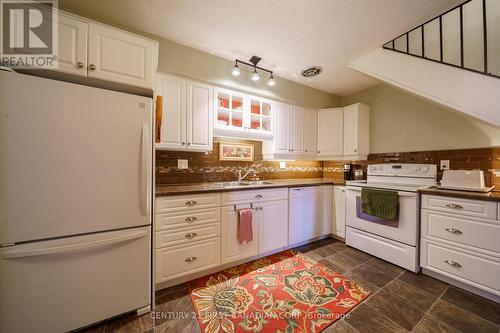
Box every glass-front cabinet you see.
[214,88,274,140]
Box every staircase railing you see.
[382,0,499,79]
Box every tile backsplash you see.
[156,139,500,187]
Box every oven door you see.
[345,186,418,246]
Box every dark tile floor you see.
[80,238,500,333]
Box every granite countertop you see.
[156,178,346,196]
[418,186,500,202]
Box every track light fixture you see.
[231,56,275,87]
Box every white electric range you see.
[345,163,437,272]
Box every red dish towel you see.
[237,208,253,244]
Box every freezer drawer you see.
[0,227,151,333]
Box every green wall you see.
[342,84,500,153]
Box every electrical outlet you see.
[280,161,286,169]
[440,160,450,170]
[177,159,188,169]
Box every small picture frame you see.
[219,142,254,161]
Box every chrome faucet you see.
[236,168,256,182]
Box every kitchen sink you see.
[215,180,275,188]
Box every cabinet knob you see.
[185,216,198,222]
[185,232,197,239]
[185,256,197,263]
[76,61,84,69]
[445,204,463,209]
[354,149,357,152]
[181,142,186,145]
[305,150,308,152]
[187,142,191,146]
[445,228,462,235]
[185,200,197,206]
[88,64,96,70]
[318,150,320,153]
[444,260,462,268]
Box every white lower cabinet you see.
[156,238,221,283]
[221,204,259,264]
[258,200,289,254]
[421,194,500,298]
[333,186,346,238]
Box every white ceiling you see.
[60,0,462,96]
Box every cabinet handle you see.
[305,149,308,152]
[181,142,186,145]
[185,232,197,239]
[187,142,191,146]
[88,64,96,70]
[185,256,197,263]
[318,150,320,153]
[185,216,198,222]
[444,260,462,268]
[255,194,263,198]
[185,200,197,206]
[76,61,84,69]
[445,228,462,235]
[446,204,463,209]
[354,149,357,152]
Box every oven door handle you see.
[346,186,416,197]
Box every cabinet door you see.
[317,109,343,157]
[156,73,186,149]
[321,185,333,235]
[88,23,155,88]
[274,104,290,153]
[221,205,258,264]
[57,14,88,76]
[258,200,288,254]
[333,186,346,238]
[304,109,317,156]
[186,81,213,152]
[290,107,305,153]
[343,105,358,156]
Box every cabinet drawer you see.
[221,188,288,206]
[421,240,500,295]
[155,207,220,231]
[422,195,497,220]
[155,193,221,213]
[155,238,220,283]
[421,210,500,254]
[156,222,220,248]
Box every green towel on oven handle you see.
[361,188,399,221]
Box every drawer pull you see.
[445,228,463,235]
[185,200,197,206]
[445,204,463,209]
[444,260,462,268]
[185,232,197,239]
[185,256,197,263]
[185,216,198,223]
[255,195,263,199]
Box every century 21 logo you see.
[2,1,54,54]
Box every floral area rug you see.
[188,250,370,333]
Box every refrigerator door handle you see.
[1,230,148,259]
[140,122,149,217]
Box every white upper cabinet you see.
[317,108,343,158]
[88,23,157,89]
[304,109,317,156]
[155,73,213,152]
[290,106,305,154]
[156,73,186,150]
[186,81,213,151]
[343,103,370,160]
[214,88,273,141]
[274,103,290,154]
[57,14,88,76]
[317,104,369,160]
[53,10,158,89]
[263,104,314,159]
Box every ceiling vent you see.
[301,66,322,78]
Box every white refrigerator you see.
[0,71,153,333]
